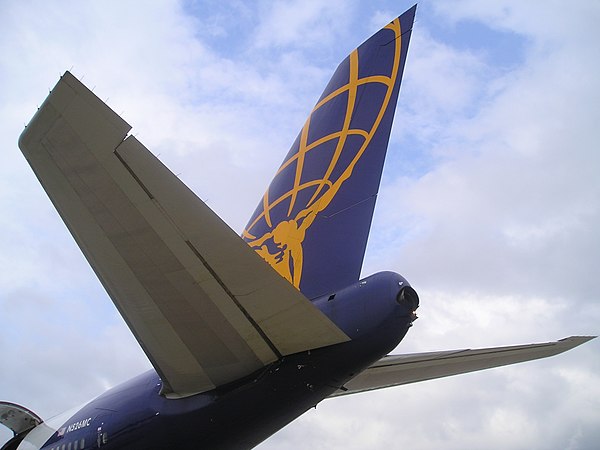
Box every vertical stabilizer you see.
[244,7,416,299]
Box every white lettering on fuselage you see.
[66,417,92,433]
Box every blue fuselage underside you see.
[39,271,414,449]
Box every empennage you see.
[243,7,416,299]
[10,6,597,448]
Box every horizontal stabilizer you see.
[19,72,349,398]
[330,336,595,397]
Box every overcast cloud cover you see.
[1,0,598,448]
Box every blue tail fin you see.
[243,6,416,299]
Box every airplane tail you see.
[243,6,416,299]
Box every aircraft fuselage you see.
[33,272,415,450]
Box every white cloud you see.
[253,0,354,49]
[373,0,600,301]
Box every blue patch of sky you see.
[425,4,528,72]
[181,0,259,56]
[180,0,333,66]
[426,11,529,122]
[383,3,529,183]
[384,133,435,180]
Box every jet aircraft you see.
[2,5,594,449]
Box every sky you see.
[1,0,599,448]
